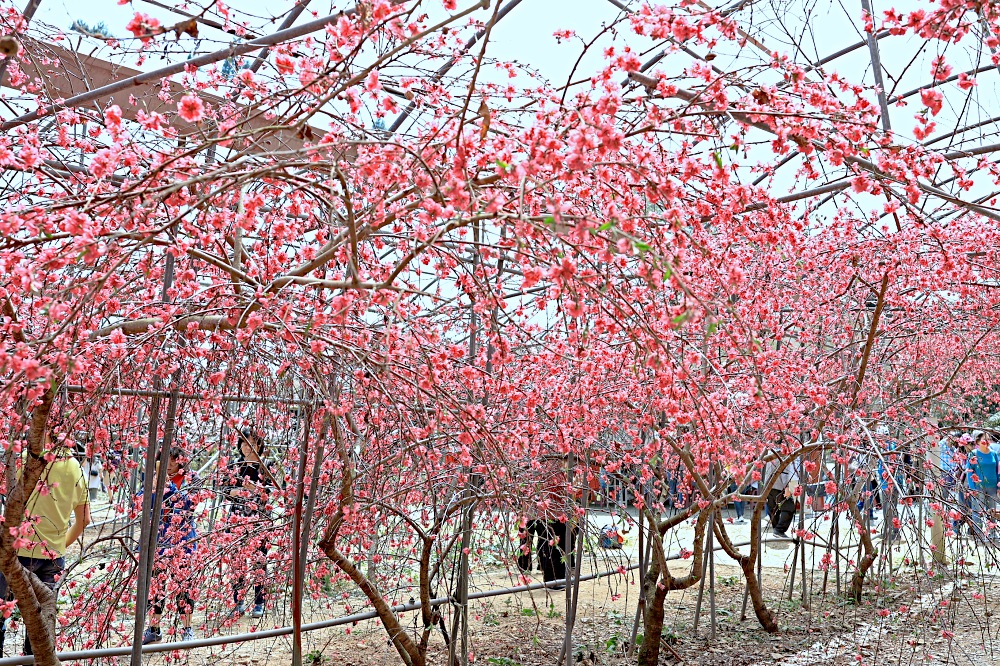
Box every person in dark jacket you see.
[229,429,279,618]
[517,459,598,590]
[764,458,800,539]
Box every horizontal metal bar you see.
[743,179,850,212]
[0,538,785,664]
[63,385,313,407]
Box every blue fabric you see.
[877,441,905,493]
[158,480,197,554]
[967,450,999,491]
[940,441,955,476]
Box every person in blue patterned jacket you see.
[142,447,199,644]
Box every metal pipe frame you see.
[62,385,314,407]
[0,538,795,665]
[860,0,892,133]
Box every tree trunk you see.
[0,384,61,665]
[845,497,877,603]
[636,574,667,666]
[636,510,710,666]
[320,539,424,666]
[717,506,778,633]
[738,555,778,632]
[849,549,877,603]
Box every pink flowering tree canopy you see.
[1,0,1000,665]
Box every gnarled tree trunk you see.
[637,508,711,666]
[845,495,877,602]
[714,510,777,632]
[320,539,425,666]
[0,384,61,666]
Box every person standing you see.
[81,454,103,502]
[876,427,903,542]
[764,458,799,540]
[939,431,958,500]
[229,429,279,619]
[728,481,746,524]
[517,457,595,590]
[142,447,198,644]
[950,434,973,535]
[967,431,999,540]
[0,429,90,656]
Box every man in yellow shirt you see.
[0,436,90,656]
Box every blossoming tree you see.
[2,1,1000,665]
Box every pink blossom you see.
[275,54,296,75]
[89,148,116,179]
[177,94,206,122]
[136,110,166,132]
[365,69,381,93]
[104,105,122,130]
[920,88,943,115]
[126,12,160,43]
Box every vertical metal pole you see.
[832,454,843,598]
[627,511,650,656]
[560,452,587,666]
[562,453,574,666]
[206,400,232,536]
[291,402,312,666]
[296,405,323,662]
[928,435,946,565]
[126,415,144,544]
[129,394,160,651]
[130,383,178,666]
[130,248,176,666]
[740,556,751,621]
[448,494,474,666]
[756,475,764,599]
[788,543,798,599]
[693,533,710,632]
[798,458,809,609]
[821,512,836,596]
[708,512,717,639]
[448,220,482,666]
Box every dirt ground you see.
[20,501,998,665]
[120,553,1000,666]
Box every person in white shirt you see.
[81,455,104,501]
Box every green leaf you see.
[632,240,651,253]
[597,220,615,232]
[495,159,509,170]
[713,151,723,168]
[672,312,690,325]
[707,321,719,335]
[543,216,555,226]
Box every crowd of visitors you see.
[1,418,999,655]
